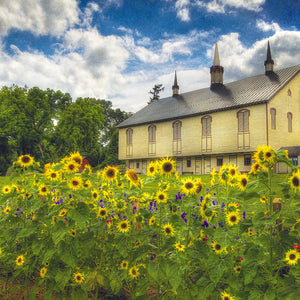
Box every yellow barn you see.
[117,42,300,175]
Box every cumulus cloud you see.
[206,31,300,82]
[256,20,282,32]
[175,0,191,21]
[0,0,79,37]
[196,0,265,13]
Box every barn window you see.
[270,108,276,130]
[148,125,156,156]
[201,116,212,152]
[287,112,292,132]
[126,128,133,157]
[172,120,182,154]
[237,109,250,149]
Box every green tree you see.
[55,97,105,162]
[0,85,72,167]
[148,84,164,104]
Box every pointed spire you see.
[213,42,220,66]
[210,42,224,87]
[172,71,179,96]
[264,41,274,74]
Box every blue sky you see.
[0,0,299,112]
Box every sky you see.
[0,0,299,113]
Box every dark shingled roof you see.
[279,146,300,155]
[117,65,300,128]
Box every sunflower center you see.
[196,183,202,193]
[230,216,237,222]
[51,173,57,178]
[150,167,154,172]
[42,187,47,192]
[185,182,194,189]
[74,157,81,164]
[292,177,299,187]
[237,267,241,272]
[18,258,22,263]
[128,170,138,182]
[76,275,81,281]
[21,156,30,163]
[132,269,136,275]
[215,244,221,250]
[289,254,296,260]
[159,194,164,200]
[100,210,106,216]
[224,297,230,300]
[106,169,115,178]
[72,180,79,186]
[230,169,236,176]
[69,164,75,170]
[121,223,127,229]
[165,228,171,234]
[254,164,260,170]
[163,162,172,173]
[241,179,247,186]
[266,152,272,158]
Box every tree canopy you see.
[0,85,130,174]
[148,84,164,104]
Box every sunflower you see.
[129,266,140,279]
[221,291,235,300]
[98,207,108,219]
[17,154,34,167]
[38,184,49,196]
[155,190,168,204]
[125,169,139,187]
[195,179,203,194]
[91,190,100,201]
[117,220,130,233]
[285,249,300,266]
[58,208,67,217]
[68,177,82,190]
[65,161,79,173]
[253,145,264,164]
[70,230,76,237]
[73,272,85,284]
[159,157,176,176]
[147,161,157,177]
[149,216,155,225]
[226,211,241,226]
[83,180,92,189]
[237,174,249,191]
[3,207,11,214]
[262,145,275,163]
[234,266,241,273]
[211,241,227,255]
[40,267,47,278]
[288,170,300,192]
[228,164,238,179]
[134,240,142,248]
[181,178,197,195]
[163,223,175,237]
[47,169,60,181]
[210,168,218,185]
[120,260,129,269]
[2,185,11,194]
[249,162,262,174]
[260,195,267,204]
[16,255,25,266]
[69,151,83,166]
[175,241,186,252]
[102,166,118,182]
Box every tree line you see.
[0,85,132,175]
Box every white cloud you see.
[0,0,79,37]
[175,0,191,21]
[206,31,300,82]
[256,20,282,32]
[196,0,265,13]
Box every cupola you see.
[172,71,179,96]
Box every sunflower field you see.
[0,146,300,300]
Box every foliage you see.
[148,84,164,104]
[0,85,131,174]
[0,147,299,299]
